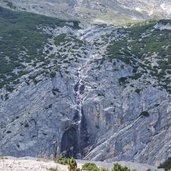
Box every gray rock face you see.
[1,0,171,25]
[0,21,171,168]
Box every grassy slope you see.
[1,6,171,94]
[107,20,171,93]
[0,7,79,89]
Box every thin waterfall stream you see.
[60,26,113,158]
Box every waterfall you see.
[60,25,114,158]
[74,67,85,158]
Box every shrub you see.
[99,167,109,171]
[140,111,150,117]
[82,163,99,171]
[55,157,81,171]
[158,157,171,170]
[68,158,77,171]
[118,77,128,85]
[54,157,70,165]
[50,72,56,78]
[76,168,81,171]
[112,163,135,171]
[135,89,141,94]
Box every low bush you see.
[112,163,135,171]
[82,163,99,171]
[54,157,70,165]
[140,111,150,117]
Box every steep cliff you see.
[0,7,171,167]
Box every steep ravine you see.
[60,28,112,158]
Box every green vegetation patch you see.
[54,157,70,165]
[106,19,171,93]
[140,111,150,117]
[54,157,137,171]
[82,163,99,171]
[158,157,171,170]
[0,7,80,89]
[112,163,135,171]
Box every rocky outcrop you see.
[0,12,171,167]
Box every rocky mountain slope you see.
[0,0,171,25]
[0,6,171,168]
